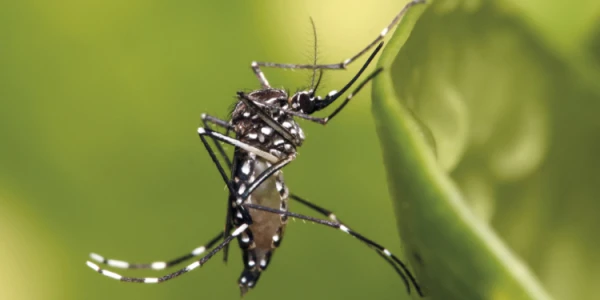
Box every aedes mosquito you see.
[86,0,425,297]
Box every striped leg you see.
[201,113,234,169]
[197,118,415,294]
[250,0,425,71]
[197,125,296,219]
[88,231,223,271]
[199,125,296,207]
[200,114,237,262]
[198,119,298,263]
[247,54,385,126]
[243,203,423,296]
[247,0,424,91]
[198,127,279,164]
[289,194,421,294]
[86,224,249,283]
[196,127,321,221]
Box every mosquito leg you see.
[198,113,238,262]
[294,67,384,125]
[248,48,384,126]
[202,114,233,131]
[199,123,293,202]
[89,231,223,270]
[86,224,249,283]
[306,41,383,114]
[198,133,237,196]
[289,194,340,222]
[198,128,256,255]
[251,0,425,71]
[198,126,297,260]
[197,126,294,212]
[201,114,234,167]
[288,194,416,293]
[251,62,271,89]
[319,67,384,123]
[198,127,279,164]
[242,203,423,296]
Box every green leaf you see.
[369,1,594,299]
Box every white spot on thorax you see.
[298,128,305,140]
[241,161,251,175]
[269,149,282,157]
[261,127,273,135]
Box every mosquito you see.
[86,0,425,297]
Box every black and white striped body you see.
[229,88,303,293]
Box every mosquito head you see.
[289,85,336,115]
[288,66,325,115]
[287,91,312,114]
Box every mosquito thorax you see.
[231,88,306,153]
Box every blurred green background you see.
[0,0,599,300]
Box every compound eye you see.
[297,93,314,114]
